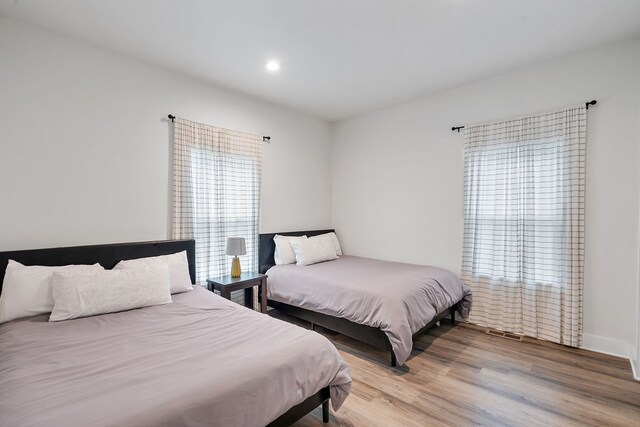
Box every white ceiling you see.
[1,1,640,121]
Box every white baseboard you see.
[631,348,640,381]
[581,334,631,358]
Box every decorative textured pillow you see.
[114,250,192,294]
[311,232,343,256]
[0,261,104,323]
[274,235,307,265]
[49,266,172,322]
[290,236,339,266]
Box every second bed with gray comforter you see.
[267,255,472,366]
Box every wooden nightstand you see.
[206,272,268,313]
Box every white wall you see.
[0,17,332,251]
[3,16,640,365]
[332,39,640,358]
[635,84,640,379]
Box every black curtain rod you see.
[450,100,597,132]
[167,114,271,142]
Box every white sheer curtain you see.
[171,117,262,293]
[462,105,586,346]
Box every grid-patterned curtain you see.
[172,117,262,305]
[462,105,586,347]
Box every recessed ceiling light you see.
[266,60,280,72]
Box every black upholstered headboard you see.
[0,239,196,295]
[259,229,334,274]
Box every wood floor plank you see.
[477,368,640,426]
[267,312,640,427]
[422,325,636,381]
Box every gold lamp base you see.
[230,256,242,278]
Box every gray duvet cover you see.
[267,255,472,366]
[0,286,351,427]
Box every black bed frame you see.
[0,239,198,294]
[260,230,458,367]
[0,239,329,426]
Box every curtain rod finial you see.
[585,100,597,109]
[168,114,176,122]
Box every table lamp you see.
[226,237,246,278]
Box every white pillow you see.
[290,237,339,266]
[274,235,307,265]
[0,261,104,323]
[114,250,192,294]
[311,232,343,256]
[49,266,172,322]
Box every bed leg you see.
[450,308,456,325]
[391,351,397,367]
[310,321,315,331]
[322,400,329,423]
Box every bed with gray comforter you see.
[0,286,352,427]
[267,255,472,366]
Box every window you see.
[468,137,565,286]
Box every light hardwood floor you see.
[270,312,640,426]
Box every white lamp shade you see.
[226,237,246,256]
